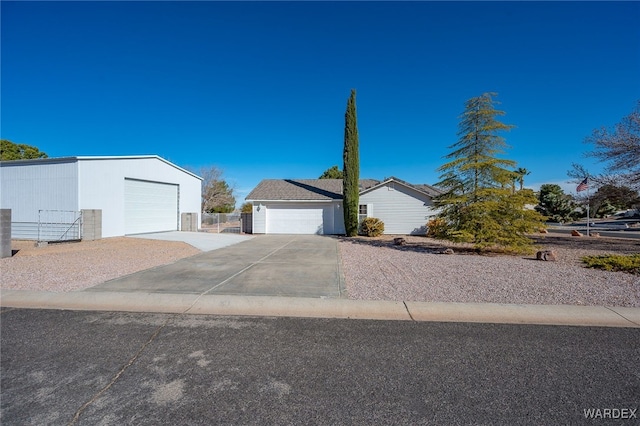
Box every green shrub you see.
[359,217,385,237]
[582,254,640,274]
[426,218,448,239]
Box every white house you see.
[0,155,202,239]
[246,179,346,235]
[359,178,441,235]
[245,177,441,235]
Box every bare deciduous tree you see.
[200,166,236,213]
[585,101,640,188]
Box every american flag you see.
[576,177,589,192]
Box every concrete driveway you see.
[128,231,253,251]
[87,235,345,298]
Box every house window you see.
[358,204,368,223]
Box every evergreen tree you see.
[435,93,544,252]
[590,184,640,217]
[319,165,343,179]
[535,184,576,223]
[342,89,360,236]
[1,139,48,160]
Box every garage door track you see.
[88,235,345,298]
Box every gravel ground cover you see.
[339,234,640,307]
[3,233,639,307]
[1,238,200,292]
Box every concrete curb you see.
[405,301,640,328]
[1,290,639,328]
[187,295,410,320]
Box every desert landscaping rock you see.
[536,250,558,261]
[393,237,406,246]
[1,238,200,292]
[339,234,640,307]
[2,234,639,309]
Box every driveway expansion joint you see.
[183,238,298,314]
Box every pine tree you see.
[435,93,544,252]
[342,89,360,236]
[535,184,576,223]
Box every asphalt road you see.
[1,309,639,425]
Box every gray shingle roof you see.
[246,177,442,201]
[358,176,443,198]
[246,179,343,201]
[385,176,443,197]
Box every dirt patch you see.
[1,238,201,292]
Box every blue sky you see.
[2,1,639,205]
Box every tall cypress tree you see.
[343,89,360,236]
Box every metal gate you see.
[201,212,242,233]
[38,210,82,242]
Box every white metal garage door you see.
[266,203,331,234]
[124,179,179,234]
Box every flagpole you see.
[576,176,590,235]
[586,176,590,237]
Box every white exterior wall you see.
[252,202,267,234]
[332,201,345,234]
[1,160,79,239]
[360,182,438,235]
[250,200,344,235]
[78,157,201,238]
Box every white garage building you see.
[245,177,441,235]
[246,179,346,235]
[0,155,202,239]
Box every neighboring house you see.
[245,177,441,235]
[0,155,202,239]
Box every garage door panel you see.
[266,204,332,234]
[125,179,178,234]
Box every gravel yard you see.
[2,233,639,308]
[339,234,640,307]
[1,238,200,292]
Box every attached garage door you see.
[124,179,178,234]
[266,203,332,234]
